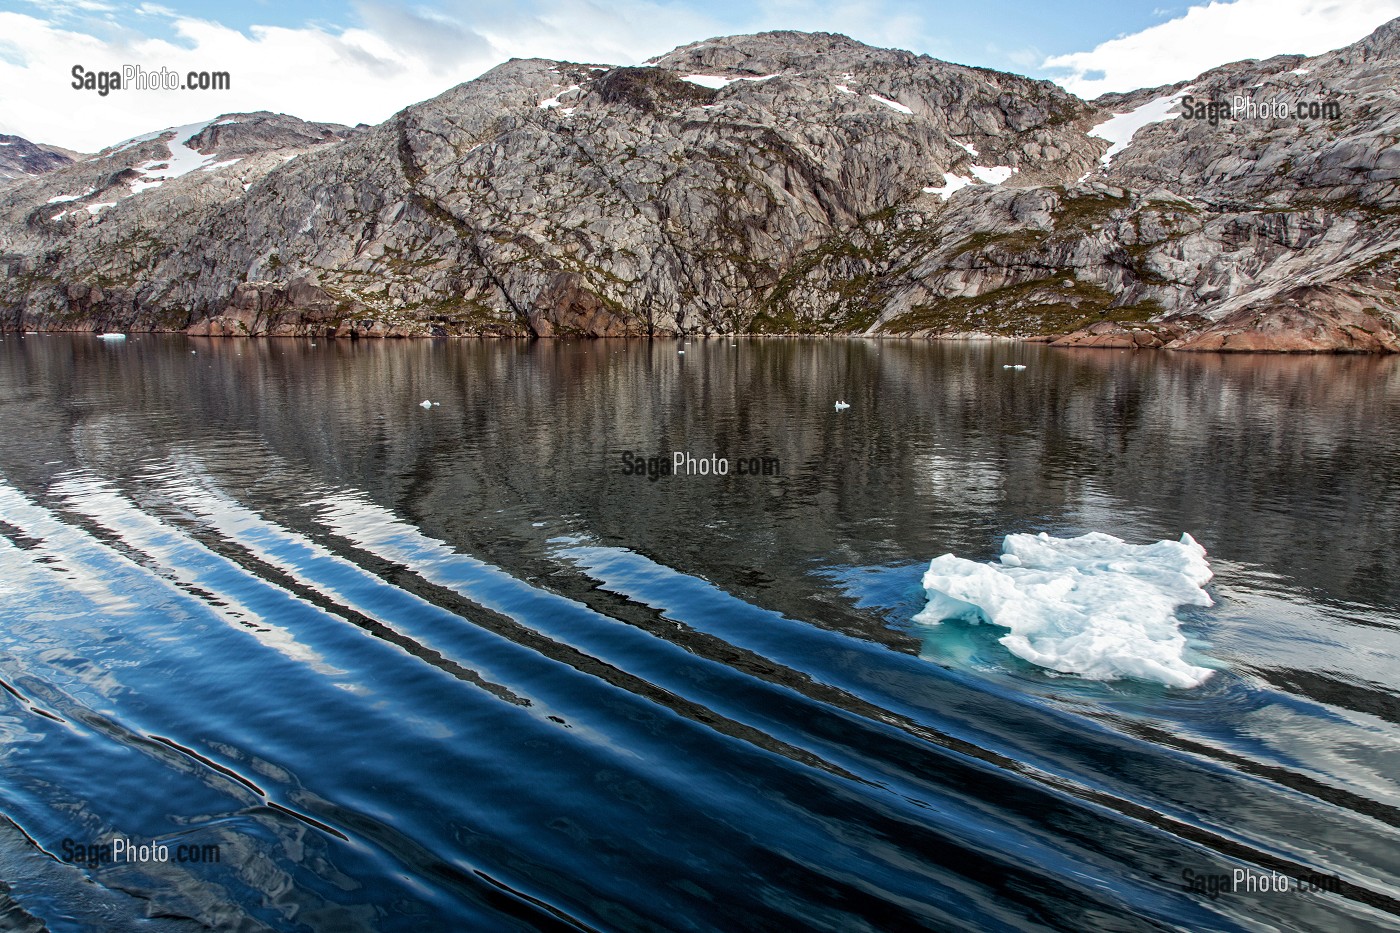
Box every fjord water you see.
[1,334,1398,932]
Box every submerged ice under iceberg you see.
[913,531,1216,688]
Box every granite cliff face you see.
[1,25,1398,349]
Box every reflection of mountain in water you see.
[7,336,1397,612]
[1,336,1399,930]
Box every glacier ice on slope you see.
[913,531,1216,688]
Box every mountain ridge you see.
[1,23,1398,351]
[0,133,76,183]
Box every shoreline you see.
[3,327,1396,354]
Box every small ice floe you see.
[914,531,1217,688]
[834,400,851,410]
[678,350,685,354]
[1002,364,1027,370]
[97,333,126,340]
[419,399,433,409]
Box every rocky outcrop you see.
[1167,286,1400,352]
[1,25,1399,350]
[529,273,646,336]
[1051,320,1190,349]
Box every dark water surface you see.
[1,334,1398,932]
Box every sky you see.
[2,0,1398,152]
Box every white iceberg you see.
[914,531,1216,688]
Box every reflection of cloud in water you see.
[915,450,1003,508]
[812,562,928,626]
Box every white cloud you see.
[0,0,941,153]
[15,0,1392,153]
[0,3,721,152]
[1043,0,1400,97]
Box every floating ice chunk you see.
[97,333,126,340]
[914,531,1216,688]
[1088,89,1191,164]
[834,400,850,410]
[923,173,973,201]
[1002,364,1027,370]
[869,94,913,115]
[419,399,433,409]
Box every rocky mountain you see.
[1,24,1398,350]
[0,133,75,183]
